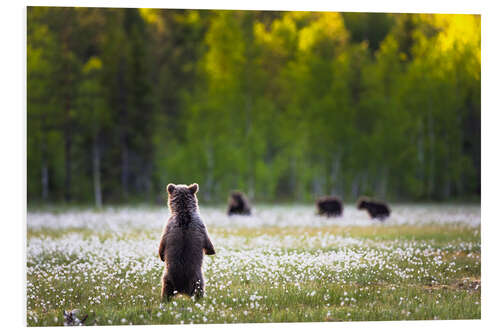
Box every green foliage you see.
[27,8,481,204]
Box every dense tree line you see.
[27,8,481,205]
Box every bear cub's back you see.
[165,214,206,271]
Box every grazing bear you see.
[316,196,343,217]
[357,197,391,220]
[158,183,216,301]
[227,191,252,216]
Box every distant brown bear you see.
[227,191,252,216]
[357,197,391,220]
[316,196,343,217]
[158,183,216,301]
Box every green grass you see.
[26,218,480,326]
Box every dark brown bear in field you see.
[316,196,343,217]
[227,191,252,216]
[357,197,391,220]
[158,183,216,301]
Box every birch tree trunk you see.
[41,131,49,201]
[93,138,102,208]
[121,141,129,199]
[64,100,72,202]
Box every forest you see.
[27,7,481,205]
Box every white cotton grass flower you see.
[27,204,480,232]
[26,204,480,326]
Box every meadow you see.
[26,204,481,326]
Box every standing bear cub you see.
[227,191,252,216]
[158,183,216,301]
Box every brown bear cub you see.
[316,196,343,217]
[227,191,252,216]
[357,197,391,220]
[158,183,216,301]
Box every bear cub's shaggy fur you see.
[158,183,216,301]
[316,196,343,217]
[227,191,252,216]
[357,197,391,220]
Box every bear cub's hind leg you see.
[161,273,175,302]
[192,278,205,300]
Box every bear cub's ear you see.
[167,183,176,194]
[188,183,198,194]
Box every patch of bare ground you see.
[420,278,481,292]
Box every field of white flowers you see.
[26,204,481,326]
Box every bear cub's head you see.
[356,197,370,209]
[166,183,199,213]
